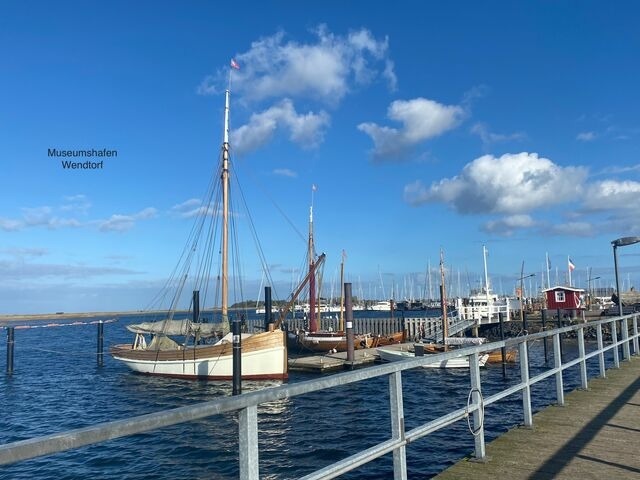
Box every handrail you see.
[1,313,638,480]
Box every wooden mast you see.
[220,81,231,333]
[308,185,317,332]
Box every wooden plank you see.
[435,356,640,480]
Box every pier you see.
[1,313,638,479]
[436,355,640,479]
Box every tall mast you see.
[339,250,345,331]
[308,185,317,332]
[483,245,491,316]
[221,84,231,331]
[440,249,448,345]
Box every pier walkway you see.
[436,355,640,480]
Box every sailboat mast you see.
[221,87,230,328]
[308,186,317,332]
[339,251,345,331]
[483,245,490,312]
[440,249,449,343]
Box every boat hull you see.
[111,330,288,380]
[377,347,488,368]
[288,330,374,353]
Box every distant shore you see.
[0,310,150,324]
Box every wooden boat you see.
[377,346,489,369]
[372,330,406,347]
[486,349,517,363]
[111,64,287,380]
[288,330,375,353]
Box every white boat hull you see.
[377,347,488,369]
[111,330,287,380]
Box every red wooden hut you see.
[543,286,585,310]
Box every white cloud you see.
[577,131,597,141]
[545,222,596,237]
[231,99,330,155]
[97,208,158,232]
[582,180,640,212]
[273,168,297,177]
[0,260,140,280]
[482,215,536,236]
[358,98,465,160]
[199,26,396,104]
[471,122,526,146]
[404,152,588,214]
[169,198,215,219]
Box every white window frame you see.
[555,291,565,303]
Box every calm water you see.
[0,312,614,479]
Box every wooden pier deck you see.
[435,355,640,480]
[287,346,382,372]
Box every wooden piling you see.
[97,321,104,367]
[6,326,14,375]
[232,317,241,395]
[345,283,354,365]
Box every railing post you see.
[553,333,564,406]
[519,342,532,427]
[597,323,606,378]
[389,371,407,480]
[622,316,630,361]
[633,315,639,355]
[611,319,620,368]
[470,352,486,459]
[541,309,548,363]
[239,405,259,480]
[578,326,587,390]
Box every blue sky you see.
[2,1,640,314]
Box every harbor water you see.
[0,311,613,479]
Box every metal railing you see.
[1,314,638,479]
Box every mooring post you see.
[499,312,506,377]
[232,316,242,395]
[345,283,355,365]
[97,321,104,367]
[541,309,548,362]
[6,327,14,375]
[264,286,272,331]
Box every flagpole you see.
[545,252,551,288]
[568,255,572,287]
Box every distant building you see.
[543,286,585,310]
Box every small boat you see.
[371,330,406,347]
[289,330,375,353]
[369,300,392,311]
[486,349,517,363]
[377,346,489,369]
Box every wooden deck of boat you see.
[435,355,640,480]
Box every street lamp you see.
[587,275,600,310]
[612,236,640,316]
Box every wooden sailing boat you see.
[110,62,287,380]
[287,189,374,353]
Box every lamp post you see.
[612,236,640,316]
[519,270,535,324]
[587,275,600,310]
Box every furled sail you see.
[126,320,225,338]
